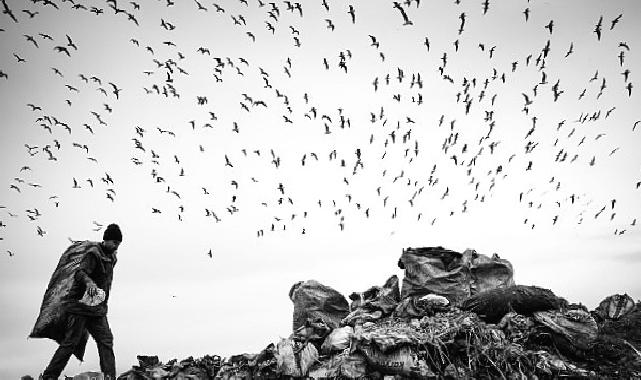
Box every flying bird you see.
[1,0,18,23]
[348,4,355,23]
[54,46,71,56]
[66,35,78,50]
[610,14,622,30]
[392,2,412,25]
[594,16,603,41]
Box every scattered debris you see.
[102,246,639,379]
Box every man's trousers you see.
[42,313,115,380]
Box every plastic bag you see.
[348,275,401,315]
[289,280,349,332]
[29,241,101,361]
[79,287,106,307]
[321,326,353,354]
[462,285,567,323]
[398,247,515,306]
[359,344,425,377]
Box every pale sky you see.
[1,0,640,378]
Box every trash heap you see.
[117,247,641,379]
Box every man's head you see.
[102,223,122,253]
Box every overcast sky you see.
[1,0,640,378]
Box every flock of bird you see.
[1,0,639,259]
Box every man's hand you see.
[87,283,98,297]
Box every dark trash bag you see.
[29,241,100,361]
[464,249,515,294]
[289,280,349,332]
[461,285,567,323]
[399,247,468,304]
[398,247,514,306]
[348,275,401,316]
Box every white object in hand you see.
[80,287,106,306]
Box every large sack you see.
[355,324,422,353]
[398,247,514,305]
[359,344,432,378]
[398,247,469,304]
[29,241,101,361]
[533,309,598,358]
[594,294,636,322]
[463,249,515,294]
[289,280,349,332]
[308,353,368,379]
[461,285,567,323]
[348,275,401,315]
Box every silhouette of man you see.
[41,224,122,380]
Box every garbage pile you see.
[117,246,641,379]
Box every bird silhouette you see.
[54,46,71,56]
[594,16,603,41]
[392,2,412,25]
[348,4,356,24]
[610,14,622,30]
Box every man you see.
[38,224,123,380]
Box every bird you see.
[610,14,623,30]
[2,0,18,22]
[109,82,122,99]
[481,0,489,15]
[54,46,71,56]
[565,42,574,58]
[594,16,603,41]
[325,19,335,31]
[392,2,412,25]
[24,34,39,47]
[368,35,379,48]
[348,4,355,24]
